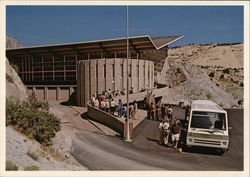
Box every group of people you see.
[159,116,182,149]
[117,99,138,119]
[90,89,138,119]
[147,103,173,121]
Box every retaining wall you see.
[87,104,133,138]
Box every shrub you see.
[24,165,39,171]
[223,68,230,74]
[6,160,18,171]
[240,82,244,87]
[27,150,39,161]
[208,72,215,77]
[220,74,224,79]
[6,93,60,145]
[206,92,212,99]
[6,74,14,83]
[10,62,19,73]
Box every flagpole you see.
[124,5,132,142]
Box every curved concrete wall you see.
[77,58,154,106]
[87,104,133,138]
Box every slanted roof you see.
[6,35,183,56]
[151,36,183,49]
[191,100,226,113]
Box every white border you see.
[0,1,249,177]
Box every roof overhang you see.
[6,35,183,56]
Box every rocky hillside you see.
[5,37,86,171]
[6,36,28,101]
[6,36,23,49]
[159,43,243,107]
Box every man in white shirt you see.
[163,119,170,146]
[110,99,115,115]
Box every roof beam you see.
[71,46,82,56]
[129,40,140,54]
[98,43,109,56]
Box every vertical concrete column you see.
[97,60,105,94]
[56,87,61,100]
[145,61,148,88]
[123,59,128,94]
[90,60,96,97]
[80,61,85,106]
[63,55,66,81]
[77,62,81,106]
[44,87,48,100]
[131,59,137,92]
[84,61,90,106]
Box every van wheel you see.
[219,149,226,155]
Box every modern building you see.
[6,35,183,106]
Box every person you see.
[163,119,170,145]
[107,89,112,99]
[156,105,161,121]
[116,90,120,97]
[159,120,165,145]
[128,104,133,118]
[161,104,167,120]
[91,95,96,106]
[118,99,123,117]
[122,105,127,117]
[167,106,173,119]
[105,99,110,113]
[94,98,99,108]
[149,102,155,120]
[171,120,181,149]
[100,99,106,111]
[129,87,134,94]
[110,99,115,115]
[132,100,138,119]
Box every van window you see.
[191,111,226,130]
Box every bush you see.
[206,92,212,99]
[223,68,230,74]
[24,165,39,171]
[208,72,215,77]
[220,74,224,79]
[10,62,19,73]
[6,92,60,145]
[27,150,39,161]
[240,82,244,87]
[6,161,18,171]
[6,74,14,83]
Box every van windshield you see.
[190,111,226,130]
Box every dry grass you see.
[42,146,65,162]
[27,150,39,161]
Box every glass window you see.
[191,111,226,130]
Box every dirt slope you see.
[159,43,243,107]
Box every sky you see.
[6,6,244,47]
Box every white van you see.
[186,100,229,153]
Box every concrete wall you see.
[87,104,124,135]
[27,85,76,102]
[77,58,154,106]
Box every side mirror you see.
[229,127,232,130]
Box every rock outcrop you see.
[6,58,28,101]
[159,43,243,107]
